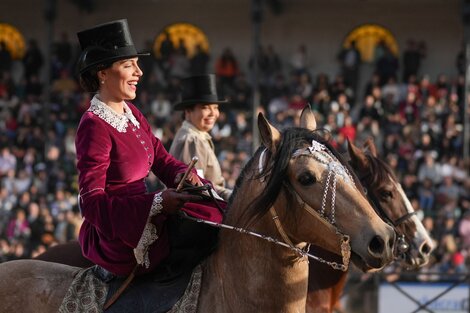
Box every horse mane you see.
[230,127,364,228]
[228,147,262,207]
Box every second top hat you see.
[174,74,228,110]
[76,19,149,74]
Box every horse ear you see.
[347,138,369,171]
[363,137,378,157]
[299,103,317,131]
[258,112,281,153]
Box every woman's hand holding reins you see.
[161,188,203,214]
[174,171,203,187]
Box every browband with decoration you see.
[292,139,354,185]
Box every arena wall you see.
[0,0,464,81]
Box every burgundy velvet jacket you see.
[75,97,189,276]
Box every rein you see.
[179,212,350,271]
[177,184,348,271]
[183,152,351,271]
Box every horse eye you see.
[380,190,393,200]
[298,172,317,186]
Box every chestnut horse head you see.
[348,138,434,268]
[305,139,435,313]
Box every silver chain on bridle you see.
[292,139,356,225]
[180,139,357,272]
[179,213,349,271]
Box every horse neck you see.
[200,176,309,312]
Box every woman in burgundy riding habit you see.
[74,19,221,282]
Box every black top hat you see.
[76,19,149,74]
[174,74,228,110]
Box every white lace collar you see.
[88,95,140,133]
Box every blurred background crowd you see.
[0,33,469,281]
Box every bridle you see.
[290,139,356,225]
[259,139,358,269]
[358,164,416,257]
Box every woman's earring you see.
[101,80,105,84]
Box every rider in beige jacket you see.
[169,74,232,201]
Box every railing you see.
[338,270,470,313]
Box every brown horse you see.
[0,106,395,312]
[305,138,435,313]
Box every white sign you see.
[379,282,469,313]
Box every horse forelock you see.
[363,154,397,189]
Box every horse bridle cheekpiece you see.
[291,139,356,225]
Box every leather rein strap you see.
[103,266,138,310]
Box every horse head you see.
[348,138,435,269]
[229,105,396,272]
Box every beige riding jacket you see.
[169,121,232,201]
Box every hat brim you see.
[79,52,150,74]
[174,98,229,111]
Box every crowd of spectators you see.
[0,34,469,283]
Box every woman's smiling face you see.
[98,57,142,102]
[186,103,220,132]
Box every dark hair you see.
[79,63,112,92]
[182,104,197,120]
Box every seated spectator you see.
[6,209,30,243]
[51,69,78,96]
[215,48,239,94]
[417,153,441,185]
[0,147,16,177]
[0,41,12,76]
[338,115,356,142]
[436,175,462,205]
[150,91,172,125]
[418,178,436,216]
[359,95,381,122]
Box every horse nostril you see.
[420,242,432,256]
[368,235,385,256]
